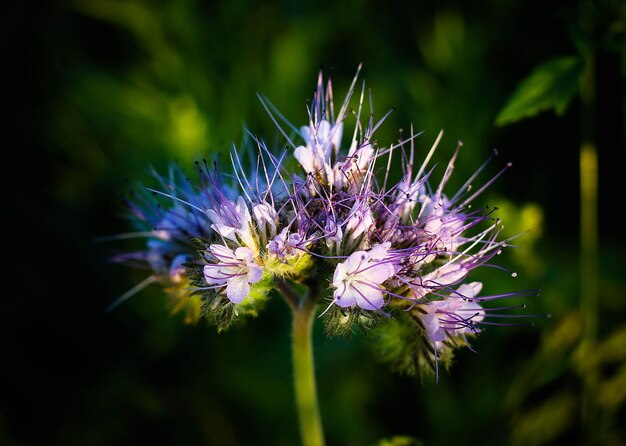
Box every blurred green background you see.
[4,0,625,445]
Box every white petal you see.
[211,222,237,241]
[345,208,372,239]
[423,311,446,342]
[226,277,250,304]
[333,282,356,308]
[458,301,485,325]
[368,242,391,261]
[203,264,232,284]
[343,250,367,273]
[234,247,255,262]
[332,263,347,286]
[424,217,444,235]
[246,263,263,283]
[236,196,251,225]
[209,244,236,261]
[300,125,312,145]
[317,120,331,145]
[294,145,316,174]
[330,122,343,152]
[357,142,373,170]
[253,202,277,236]
[364,262,396,284]
[206,209,221,226]
[236,227,258,252]
[352,282,384,310]
[456,281,483,299]
[426,262,467,287]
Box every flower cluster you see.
[112,67,536,376]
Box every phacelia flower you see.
[207,195,258,253]
[268,228,305,260]
[332,243,398,310]
[253,201,279,245]
[294,119,343,183]
[112,65,539,378]
[420,282,485,349]
[203,244,263,304]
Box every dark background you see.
[4,0,625,445]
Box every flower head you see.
[112,66,538,378]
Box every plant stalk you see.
[291,296,325,446]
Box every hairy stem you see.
[292,295,325,446]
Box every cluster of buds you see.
[113,67,536,377]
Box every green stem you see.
[292,296,325,446]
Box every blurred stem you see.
[579,48,599,426]
[291,294,325,446]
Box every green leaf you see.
[496,56,584,126]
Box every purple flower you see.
[332,243,398,310]
[207,196,257,252]
[253,201,279,244]
[203,244,263,304]
[294,120,343,182]
[111,67,538,375]
[421,282,485,349]
[268,228,305,259]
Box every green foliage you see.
[496,56,584,126]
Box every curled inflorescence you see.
[112,67,538,378]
